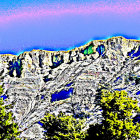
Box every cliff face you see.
[0,36,140,139]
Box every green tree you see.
[40,111,88,140]
[86,90,140,140]
[0,86,21,140]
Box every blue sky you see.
[0,0,140,55]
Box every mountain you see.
[0,36,140,139]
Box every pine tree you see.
[0,86,21,140]
[87,90,140,140]
[40,111,88,140]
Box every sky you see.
[0,0,140,55]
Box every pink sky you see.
[0,1,140,24]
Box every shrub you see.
[0,86,21,140]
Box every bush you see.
[86,90,140,140]
[41,111,88,140]
[0,86,21,140]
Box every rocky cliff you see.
[0,36,140,139]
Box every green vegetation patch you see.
[83,44,94,55]
[86,90,140,140]
[40,112,88,140]
[0,86,21,139]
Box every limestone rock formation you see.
[0,36,140,139]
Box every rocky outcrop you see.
[0,36,140,139]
